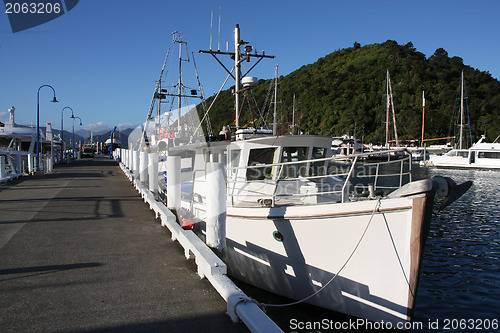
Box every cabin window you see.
[447,150,468,158]
[280,147,309,178]
[478,151,500,159]
[310,147,327,176]
[229,149,241,179]
[246,148,276,181]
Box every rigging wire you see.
[262,197,382,308]
[382,213,414,298]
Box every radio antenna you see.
[217,7,221,51]
[209,7,213,50]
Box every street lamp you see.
[71,115,82,159]
[61,106,74,162]
[36,85,59,170]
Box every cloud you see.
[0,111,8,120]
[117,123,139,131]
[82,122,110,133]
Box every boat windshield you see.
[446,150,469,158]
[246,148,276,181]
[280,147,308,178]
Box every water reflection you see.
[412,167,500,332]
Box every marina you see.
[2,3,500,332]
[1,152,498,332]
[127,23,474,328]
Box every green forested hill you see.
[201,40,500,145]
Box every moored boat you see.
[139,25,472,325]
[426,135,500,169]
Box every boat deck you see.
[0,158,247,332]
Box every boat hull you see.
[219,195,433,324]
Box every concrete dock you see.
[0,158,247,332]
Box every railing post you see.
[124,149,129,169]
[342,155,358,203]
[133,150,140,179]
[0,156,5,179]
[206,161,227,251]
[167,155,181,215]
[47,156,53,173]
[15,154,22,174]
[139,151,148,185]
[28,154,34,174]
[130,149,135,172]
[148,152,159,196]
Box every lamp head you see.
[51,96,59,103]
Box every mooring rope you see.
[262,197,382,308]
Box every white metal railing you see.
[226,149,412,207]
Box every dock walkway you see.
[0,158,247,332]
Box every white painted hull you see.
[188,194,432,324]
[428,155,500,169]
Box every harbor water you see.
[236,166,499,332]
[411,166,500,332]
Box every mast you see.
[140,48,170,150]
[389,81,399,147]
[421,90,425,146]
[198,24,275,131]
[386,70,390,148]
[273,64,278,135]
[385,70,399,147]
[459,70,464,150]
[234,24,241,128]
[177,33,183,134]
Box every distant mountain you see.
[201,40,500,144]
[76,128,109,137]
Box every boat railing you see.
[226,149,412,207]
[0,150,58,178]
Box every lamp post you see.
[71,116,82,159]
[61,106,74,162]
[36,85,58,170]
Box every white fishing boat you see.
[141,25,472,325]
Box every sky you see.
[1,0,499,134]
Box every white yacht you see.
[0,107,37,178]
[0,107,36,153]
[427,135,500,169]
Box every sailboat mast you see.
[460,70,464,150]
[386,70,390,148]
[234,24,241,128]
[421,90,425,146]
[389,80,399,147]
[273,64,278,135]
